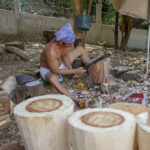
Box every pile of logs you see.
[0,76,16,130]
[0,42,29,61]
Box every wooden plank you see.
[14,0,21,33]
[5,41,25,50]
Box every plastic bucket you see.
[77,14,92,31]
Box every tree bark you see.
[114,11,119,49]
[120,15,133,50]
[73,0,83,44]
[88,58,110,84]
[16,83,43,104]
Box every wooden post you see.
[114,11,119,49]
[96,4,102,41]
[73,0,83,45]
[14,0,21,34]
[146,0,150,77]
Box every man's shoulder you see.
[45,42,57,56]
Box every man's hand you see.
[74,67,86,75]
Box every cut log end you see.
[81,111,125,128]
[26,98,62,113]
[14,95,74,150]
[107,102,150,116]
[69,108,136,150]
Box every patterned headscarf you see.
[55,23,76,43]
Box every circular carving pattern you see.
[81,111,125,128]
[26,98,62,113]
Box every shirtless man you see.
[40,23,91,101]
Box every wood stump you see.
[0,98,11,130]
[88,58,110,84]
[69,108,136,150]
[137,112,150,150]
[107,102,150,116]
[16,83,43,104]
[14,94,74,150]
[107,102,150,150]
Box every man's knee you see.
[75,46,84,54]
[46,73,58,83]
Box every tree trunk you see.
[73,0,83,46]
[114,11,119,49]
[88,0,92,15]
[69,108,136,150]
[120,15,133,50]
[14,95,74,150]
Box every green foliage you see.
[0,0,14,10]
[102,0,118,25]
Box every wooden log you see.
[107,102,150,150]
[5,41,25,50]
[0,48,6,54]
[0,98,11,115]
[14,94,74,150]
[0,44,6,50]
[88,58,110,84]
[107,102,150,116]
[6,46,29,61]
[69,108,136,150]
[137,112,150,150]
[0,90,8,99]
[0,114,10,130]
[147,112,150,126]
[0,91,11,130]
[16,82,43,104]
[0,53,17,61]
[99,82,120,94]
[0,144,25,150]
[1,76,17,96]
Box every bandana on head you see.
[55,23,76,43]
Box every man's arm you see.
[62,51,72,69]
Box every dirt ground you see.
[0,41,150,146]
